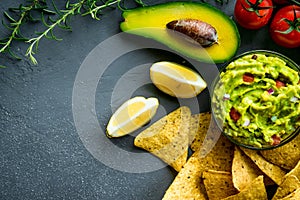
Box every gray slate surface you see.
[0,0,299,200]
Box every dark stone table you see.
[0,0,299,199]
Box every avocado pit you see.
[166,19,218,47]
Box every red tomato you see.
[234,0,274,29]
[276,80,286,88]
[243,73,255,82]
[271,135,281,146]
[269,5,300,48]
[230,107,241,122]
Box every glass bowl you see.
[211,50,300,150]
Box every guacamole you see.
[212,53,300,148]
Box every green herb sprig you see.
[0,0,55,60]
[0,0,146,65]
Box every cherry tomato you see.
[269,5,300,48]
[234,0,274,29]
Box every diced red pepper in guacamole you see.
[276,80,286,88]
[271,135,281,146]
[243,73,254,83]
[230,107,241,122]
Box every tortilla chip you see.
[260,134,300,170]
[277,188,300,200]
[241,147,286,185]
[221,176,268,200]
[163,134,234,199]
[232,146,275,191]
[272,175,300,200]
[162,155,208,200]
[193,133,235,172]
[134,106,191,172]
[202,170,237,200]
[197,118,226,158]
[285,160,300,180]
[189,112,211,151]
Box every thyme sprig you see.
[0,0,54,60]
[82,0,123,19]
[0,0,145,65]
[25,0,88,65]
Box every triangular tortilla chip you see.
[232,146,274,191]
[202,170,237,200]
[277,188,300,200]
[162,155,208,200]
[285,160,300,180]
[189,112,211,151]
[272,175,300,200]
[191,126,235,173]
[221,176,268,200]
[134,106,191,172]
[260,134,300,170]
[241,147,286,185]
[163,134,234,199]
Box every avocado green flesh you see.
[120,2,240,63]
[212,54,300,148]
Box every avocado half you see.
[120,2,240,63]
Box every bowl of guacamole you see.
[211,50,300,150]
